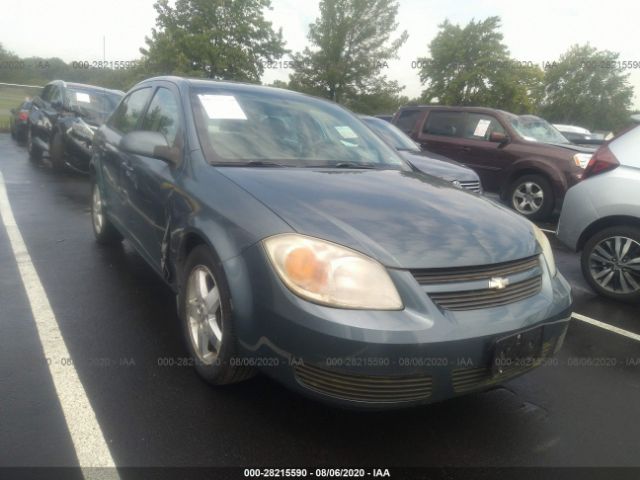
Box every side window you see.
[463,113,506,141]
[140,88,182,147]
[50,86,63,106]
[395,110,422,134]
[108,87,152,134]
[41,85,53,102]
[422,111,465,137]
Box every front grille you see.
[452,341,553,393]
[411,256,539,285]
[294,363,433,403]
[457,180,481,193]
[429,276,542,311]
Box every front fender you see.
[501,157,566,199]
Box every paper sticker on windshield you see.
[335,126,358,139]
[76,92,91,103]
[198,94,247,120]
[473,119,491,137]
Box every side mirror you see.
[120,131,180,166]
[10,108,16,115]
[489,131,508,144]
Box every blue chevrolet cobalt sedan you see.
[90,76,572,409]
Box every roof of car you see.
[137,76,312,97]
[398,105,513,116]
[46,80,124,96]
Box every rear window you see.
[395,110,422,134]
[609,125,640,168]
[422,111,465,137]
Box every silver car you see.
[557,125,640,302]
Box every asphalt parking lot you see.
[0,132,638,476]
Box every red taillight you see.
[583,145,619,179]
[18,111,28,121]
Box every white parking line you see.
[572,312,640,342]
[0,171,120,478]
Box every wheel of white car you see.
[581,226,640,303]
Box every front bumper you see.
[223,243,573,409]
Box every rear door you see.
[453,113,516,191]
[415,110,466,161]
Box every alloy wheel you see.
[92,184,104,234]
[512,181,544,215]
[588,236,640,294]
[186,266,223,364]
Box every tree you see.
[417,17,543,113]
[140,0,287,82]
[539,44,634,131]
[289,0,408,108]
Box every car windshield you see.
[190,86,408,169]
[361,116,420,152]
[66,88,122,117]
[507,114,570,144]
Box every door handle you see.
[460,146,472,152]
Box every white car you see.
[557,125,640,302]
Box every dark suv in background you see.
[392,106,595,220]
[27,80,123,172]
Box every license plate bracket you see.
[492,327,543,376]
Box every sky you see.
[1,0,639,108]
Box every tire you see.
[27,126,42,162]
[581,226,640,303]
[508,174,554,220]
[91,181,123,245]
[178,245,255,385]
[50,132,66,172]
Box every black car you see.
[360,115,482,193]
[27,80,123,172]
[9,100,32,143]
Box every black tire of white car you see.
[50,132,66,172]
[581,226,640,303]
[91,181,123,245]
[27,126,42,162]
[178,245,255,385]
[508,174,554,221]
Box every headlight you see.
[573,153,592,169]
[263,234,403,310]
[533,225,557,277]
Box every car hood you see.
[220,167,537,269]
[400,151,479,182]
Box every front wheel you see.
[27,126,42,162]
[91,181,122,245]
[178,245,255,385]
[508,174,554,220]
[50,132,66,172]
[581,226,640,303]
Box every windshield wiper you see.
[332,162,378,169]
[214,160,286,167]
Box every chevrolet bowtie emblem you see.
[488,277,509,289]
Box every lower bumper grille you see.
[429,275,542,311]
[457,180,481,193]
[294,363,433,403]
[452,340,553,393]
